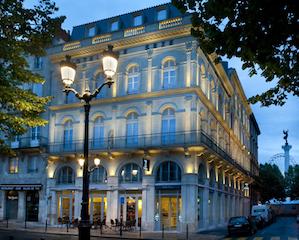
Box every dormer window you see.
[88,26,96,37]
[157,9,167,21]
[111,20,119,31]
[133,15,142,26]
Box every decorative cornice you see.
[49,25,192,63]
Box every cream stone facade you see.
[0,3,260,233]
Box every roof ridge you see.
[72,2,171,29]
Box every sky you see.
[28,0,299,172]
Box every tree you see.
[172,0,299,106]
[0,0,65,155]
[255,163,285,203]
[285,165,299,199]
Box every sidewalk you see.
[0,221,225,240]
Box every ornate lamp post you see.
[60,45,119,240]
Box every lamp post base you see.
[78,221,91,240]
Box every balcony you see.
[8,137,48,149]
[49,130,249,175]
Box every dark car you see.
[227,216,257,236]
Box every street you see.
[223,217,299,240]
[0,217,297,240]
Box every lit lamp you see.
[60,45,119,240]
[60,55,77,87]
[102,45,119,81]
[94,157,101,167]
[78,157,85,169]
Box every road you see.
[223,216,299,240]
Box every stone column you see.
[185,42,192,87]
[142,175,155,231]
[147,49,153,92]
[49,191,57,225]
[202,179,209,228]
[181,174,198,232]
[107,176,118,225]
[17,191,25,221]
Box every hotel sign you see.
[0,184,42,191]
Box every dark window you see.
[90,166,107,183]
[57,166,75,184]
[156,161,181,182]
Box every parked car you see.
[227,216,257,236]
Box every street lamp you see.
[60,45,119,240]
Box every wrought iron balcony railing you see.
[7,136,48,149]
[49,130,250,175]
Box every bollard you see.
[6,218,8,228]
[100,222,103,235]
[186,224,189,240]
[139,222,142,238]
[45,220,48,233]
[162,224,164,239]
[119,221,122,236]
[24,219,27,229]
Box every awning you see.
[0,184,42,191]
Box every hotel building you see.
[0,3,260,232]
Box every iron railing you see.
[49,130,250,175]
[7,136,48,149]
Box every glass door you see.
[119,193,142,227]
[26,191,39,221]
[160,197,178,230]
[156,190,181,231]
[90,194,107,224]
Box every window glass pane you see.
[111,21,119,31]
[88,26,96,37]
[157,9,167,21]
[9,158,18,174]
[134,15,142,26]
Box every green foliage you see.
[172,0,299,106]
[255,163,285,203]
[285,165,299,199]
[0,0,65,155]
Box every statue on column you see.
[283,130,288,145]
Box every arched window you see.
[90,166,107,183]
[163,59,176,89]
[93,117,104,147]
[127,65,139,94]
[119,163,142,183]
[63,120,73,150]
[57,166,75,184]
[95,73,107,99]
[156,161,181,182]
[161,108,175,144]
[126,112,138,145]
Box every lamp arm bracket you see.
[63,87,82,99]
[91,81,114,99]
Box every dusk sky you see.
[29,0,299,172]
